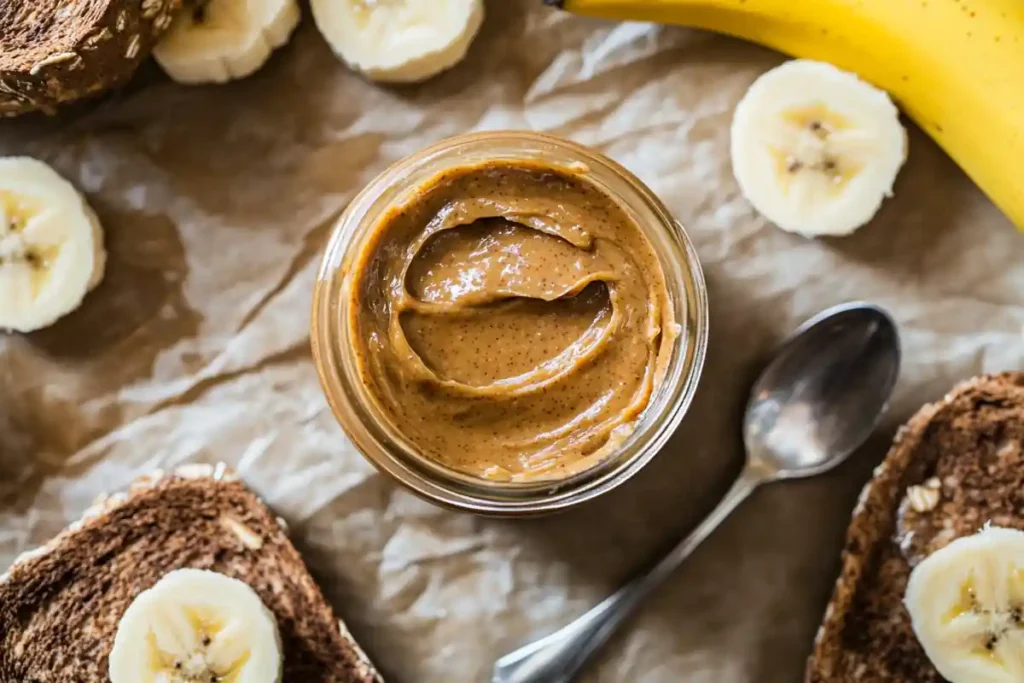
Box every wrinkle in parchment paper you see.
[1,2,1022,681]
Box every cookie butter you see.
[348,159,677,482]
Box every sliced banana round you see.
[154,0,301,85]
[0,157,106,333]
[905,525,1024,683]
[730,59,908,237]
[109,568,282,683]
[311,0,484,83]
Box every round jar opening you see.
[312,131,708,515]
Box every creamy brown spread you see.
[348,159,676,482]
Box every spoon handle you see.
[491,464,764,683]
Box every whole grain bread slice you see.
[805,371,1024,682]
[0,464,383,683]
[0,0,181,116]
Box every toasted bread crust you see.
[0,0,181,116]
[0,465,383,683]
[806,372,1024,682]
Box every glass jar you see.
[311,131,708,515]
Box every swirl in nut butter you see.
[349,159,677,482]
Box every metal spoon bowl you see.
[492,301,901,683]
[745,302,901,478]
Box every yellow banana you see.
[548,0,1024,230]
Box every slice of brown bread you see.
[806,371,1024,682]
[0,0,181,116]
[0,464,383,683]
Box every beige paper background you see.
[1,2,1022,681]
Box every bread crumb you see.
[29,52,79,76]
[125,36,142,60]
[84,27,113,49]
[220,515,264,550]
[175,463,214,479]
[141,0,163,19]
[997,440,1020,461]
[906,483,939,512]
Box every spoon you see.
[491,301,901,683]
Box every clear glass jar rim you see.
[311,131,709,515]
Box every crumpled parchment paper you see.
[1,2,1022,681]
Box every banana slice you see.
[0,157,106,333]
[730,59,908,237]
[109,568,282,683]
[153,0,301,84]
[311,0,484,83]
[905,526,1024,683]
